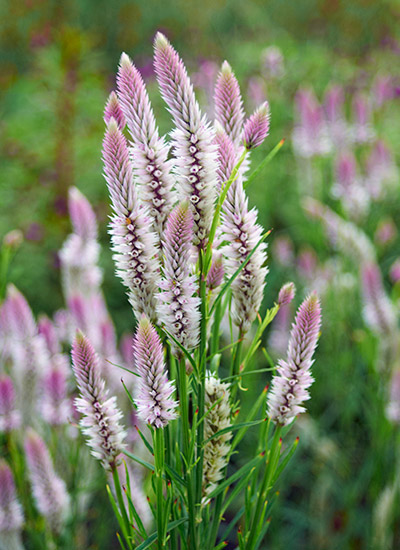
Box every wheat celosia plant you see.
[74,32,326,550]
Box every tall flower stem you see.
[245,426,282,550]
[230,330,244,402]
[111,465,132,549]
[153,428,165,550]
[178,358,197,549]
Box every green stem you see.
[112,465,133,550]
[230,332,244,402]
[178,358,197,549]
[245,426,282,550]
[154,428,165,550]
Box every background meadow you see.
[1,1,400,548]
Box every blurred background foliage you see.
[1,1,400,548]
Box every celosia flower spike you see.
[154,32,218,248]
[243,101,270,150]
[103,91,126,129]
[214,61,245,146]
[71,332,126,469]
[116,53,175,238]
[202,374,232,501]
[221,179,268,334]
[267,293,322,426]
[133,316,178,428]
[278,282,296,307]
[24,429,69,533]
[102,118,160,320]
[0,459,23,533]
[214,122,236,189]
[158,202,200,355]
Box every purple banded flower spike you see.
[133,316,178,428]
[103,91,126,129]
[267,293,322,426]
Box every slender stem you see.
[112,466,133,550]
[230,331,244,402]
[245,426,282,550]
[178,358,197,549]
[154,428,165,550]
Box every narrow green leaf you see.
[244,138,285,190]
[135,518,188,550]
[123,450,155,472]
[204,420,264,445]
[206,454,263,500]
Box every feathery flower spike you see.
[267,293,322,426]
[24,429,69,533]
[154,32,218,248]
[116,53,175,238]
[158,202,200,355]
[214,122,237,189]
[68,187,98,242]
[104,91,126,129]
[103,118,159,320]
[214,61,245,146]
[278,282,296,307]
[0,459,23,533]
[221,178,268,334]
[71,332,126,469]
[202,374,232,501]
[133,316,178,428]
[242,101,270,150]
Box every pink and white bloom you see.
[133,316,178,428]
[154,32,219,249]
[116,53,175,239]
[214,61,245,147]
[361,262,397,336]
[278,282,296,307]
[71,332,126,469]
[267,293,322,426]
[292,88,331,158]
[158,202,200,355]
[24,429,70,532]
[103,117,159,320]
[242,101,270,150]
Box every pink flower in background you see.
[24,429,70,532]
[386,370,400,423]
[292,88,331,157]
[350,92,375,144]
[361,261,397,336]
[372,74,394,108]
[332,152,369,220]
[268,293,321,426]
[323,84,349,148]
[261,46,285,79]
[374,218,397,246]
[272,235,295,268]
[389,259,400,284]
[0,376,21,434]
[0,459,23,533]
[365,140,398,200]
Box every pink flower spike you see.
[242,101,270,150]
[38,315,60,355]
[267,293,322,426]
[0,459,23,532]
[207,253,225,292]
[278,282,296,307]
[71,332,126,469]
[157,202,200,355]
[214,123,237,189]
[103,91,126,129]
[133,316,178,428]
[214,61,245,146]
[153,31,202,133]
[0,375,21,434]
[68,187,98,242]
[24,429,69,533]
[116,52,175,238]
